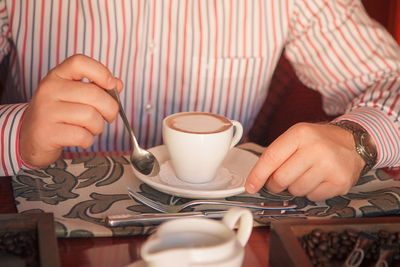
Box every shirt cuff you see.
[0,103,28,176]
[333,106,400,169]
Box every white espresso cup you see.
[139,207,253,267]
[162,112,243,183]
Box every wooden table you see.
[0,176,270,267]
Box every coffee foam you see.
[166,113,231,134]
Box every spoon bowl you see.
[130,145,160,176]
[109,88,160,176]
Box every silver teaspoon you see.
[108,88,160,176]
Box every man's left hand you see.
[245,122,365,201]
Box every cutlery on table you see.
[127,188,297,213]
[105,209,307,227]
[107,88,159,176]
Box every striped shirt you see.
[0,0,400,176]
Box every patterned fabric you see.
[1,0,400,176]
[11,143,400,238]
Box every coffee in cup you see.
[164,112,233,134]
[162,112,243,184]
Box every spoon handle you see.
[108,88,140,150]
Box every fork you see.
[127,188,297,213]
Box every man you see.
[0,0,399,201]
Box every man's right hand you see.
[19,54,123,168]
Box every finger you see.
[50,123,95,149]
[265,150,313,193]
[285,167,325,197]
[54,80,119,122]
[51,102,105,136]
[116,79,124,93]
[306,181,343,202]
[245,128,300,193]
[52,54,122,91]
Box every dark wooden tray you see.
[269,217,400,267]
[0,213,59,267]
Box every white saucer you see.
[132,145,258,199]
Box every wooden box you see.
[269,217,400,267]
[0,213,59,267]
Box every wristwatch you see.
[330,120,377,176]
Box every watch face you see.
[360,132,376,158]
[331,120,377,165]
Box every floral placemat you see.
[11,143,400,237]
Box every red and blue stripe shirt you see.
[0,0,400,176]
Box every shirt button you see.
[145,103,152,111]
[148,42,156,53]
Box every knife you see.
[105,209,307,227]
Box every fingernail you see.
[246,183,256,194]
[118,79,124,89]
[107,76,114,87]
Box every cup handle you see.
[222,208,253,247]
[229,120,243,149]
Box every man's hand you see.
[245,122,366,201]
[19,54,123,168]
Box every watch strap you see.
[330,120,377,176]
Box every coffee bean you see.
[0,230,39,267]
[300,229,400,267]
[329,247,338,255]
[301,239,307,249]
[378,230,390,240]
[339,246,348,255]
[339,232,349,241]
[340,239,351,247]
[307,238,315,249]
[346,229,359,238]
[389,233,397,242]
[307,246,315,258]
[318,241,328,252]
[315,249,325,259]
[318,254,329,263]
[330,235,340,246]
[311,236,319,245]
[311,229,323,238]
[311,258,318,265]
[336,252,346,260]
[6,244,16,253]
